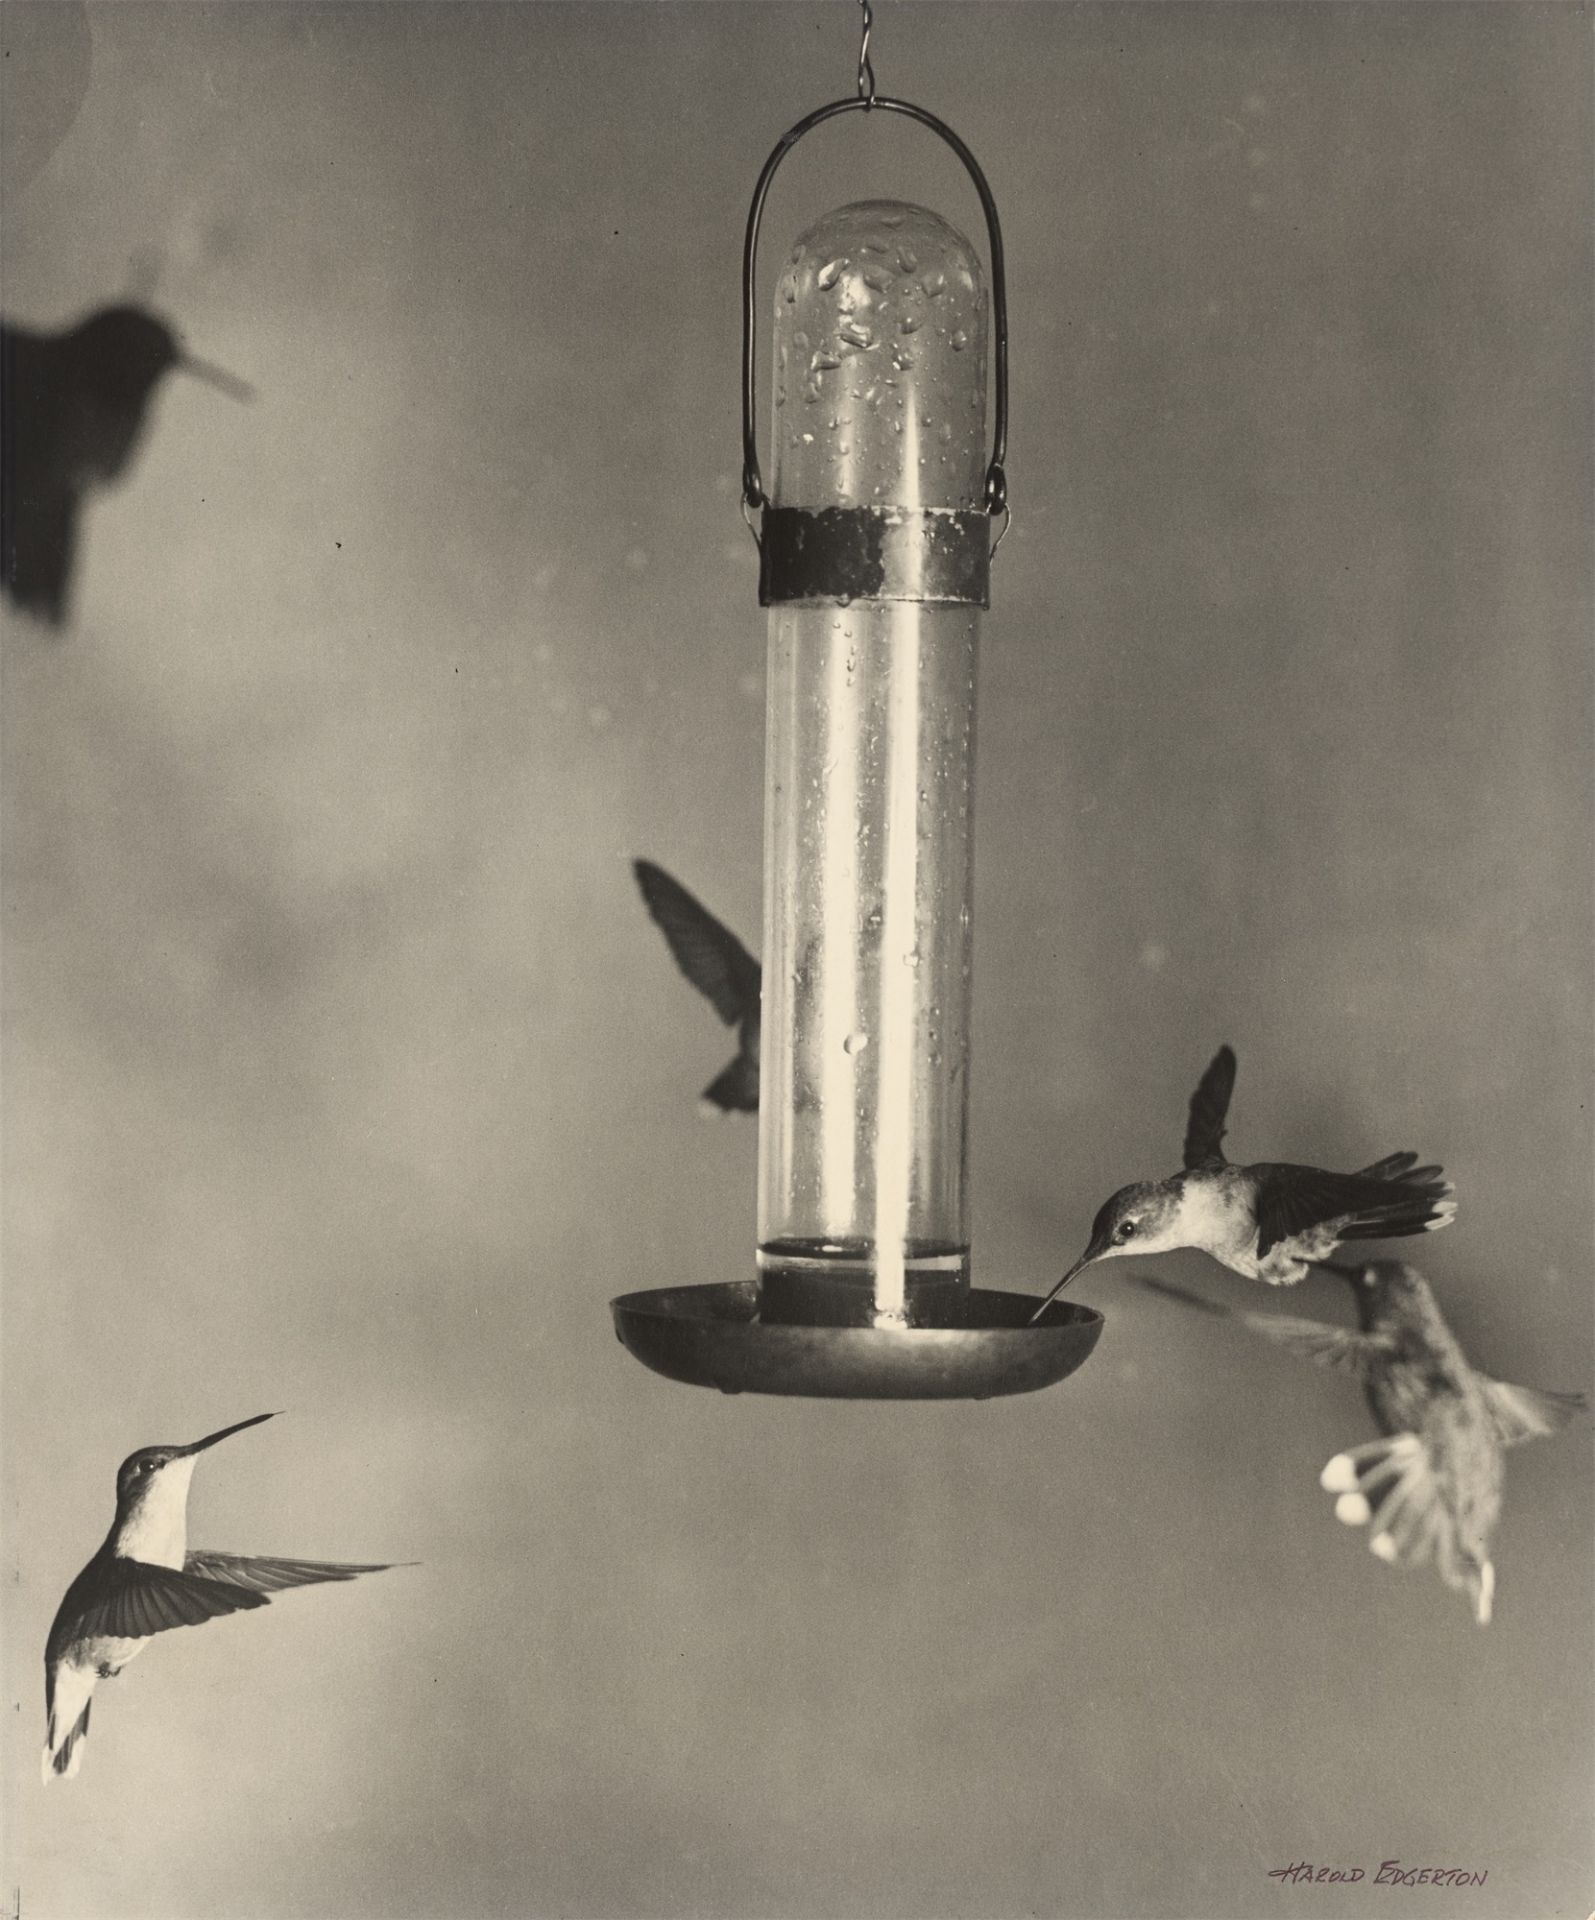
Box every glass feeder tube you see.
[756,200,989,1329]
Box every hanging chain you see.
[857,0,877,107]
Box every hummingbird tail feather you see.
[43,1698,91,1783]
[1335,1162,1456,1241]
[1319,1433,1482,1608]
[701,1054,758,1115]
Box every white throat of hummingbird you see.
[109,1411,277,1568]
[113,1455,202,1568]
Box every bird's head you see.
[113,1411,278,1520]
[1335,1259,1428,1329]
[70,304,253,446]
[1058,1181,1185,1289]
[72,306,182,402]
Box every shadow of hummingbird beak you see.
[178,350,255,404]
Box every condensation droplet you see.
[950,330,969,351]
[843,1031,869,1056]
[839,320,874,350]
[817,259,844,290]
[899,313,922,335]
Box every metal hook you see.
[857,0,877,107]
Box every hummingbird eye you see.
[1116,1220,1137,1241]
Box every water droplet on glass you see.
[951,330,969,351]
[899,313,922,335]
[897,248,919,273]
[862,267,891,293]
[817,259,845,290]
[925,272,945,297]
[840,320,874,350]
[843,1031,869,1056]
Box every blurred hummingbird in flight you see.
[1137,1265,1586,1624]
[634,858,760,1114]
[1029,1045,1456,1322]
[1,302,254,627]
[43,1411,397,1782]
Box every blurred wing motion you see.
[1181,1045,1236,1169]
[185,1551,398,1591]
[1135,1275,1387,1377]
[1479,1379,1588,1446]
[1252,1159,1455,1259]
[634,858,761,1113]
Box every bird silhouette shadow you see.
[1,301,253,630]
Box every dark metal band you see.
[759,506,990,607]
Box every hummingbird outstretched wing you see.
[47,1558,270,1654]
[184,1551,398,1590]
[1251,1161,1454,1258]
[1478,1379,1588,1447]
[1182,1045,1236,1169]
[634,859,760,1027]
[1136,1276,1387,1377]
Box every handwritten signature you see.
[1267,1862,1488,1888]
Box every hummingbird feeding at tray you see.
[633,858,760,1114]
[43,1411,399,1781]
[1,302,254,627]
[1137,1266,1586,1623]
[1029,1045,1456,1321]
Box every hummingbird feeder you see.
[613,7,1101,1398]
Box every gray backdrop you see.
[3,4,1590,1917]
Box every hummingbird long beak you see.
[179,353,256,404]
[1027,1254,1094,1326]
[178,1410,280,1456]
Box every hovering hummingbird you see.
[1137,1267,1586,1623]
[43,1411,397,1782]
[1028,1045,1456,1322]
[1,302,254,626]
[633,858,760,1113]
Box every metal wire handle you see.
[740,95,1010,525]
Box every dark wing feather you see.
[633,860,759,1026]
[53,1559,269,1649]
[185,1551,395,1591]
[1182,1046,1237,1169]
[1252,1163,1440,1258]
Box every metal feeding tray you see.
[610,1283,1103,1400]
